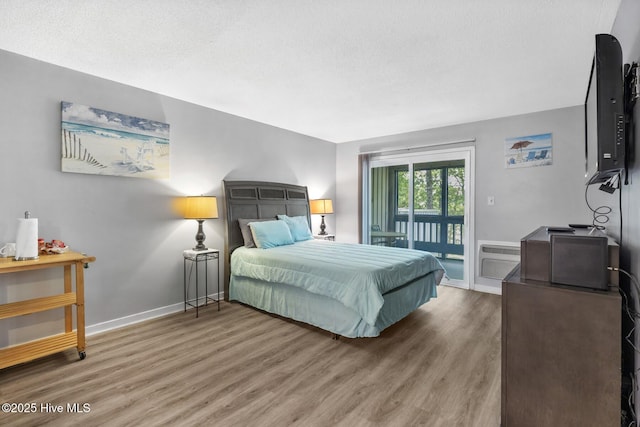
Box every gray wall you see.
[611,0,640,420]
[336,105,593,291]
[0,50,336,342]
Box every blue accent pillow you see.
[277,215,314,242]
[249,220,295,249]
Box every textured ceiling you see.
[0,0,621,143]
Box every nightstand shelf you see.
[313,234,335,241]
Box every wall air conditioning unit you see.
[478,241,520,280]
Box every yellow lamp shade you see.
[310,199,334,215]
[182,196,218,219]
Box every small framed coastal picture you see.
[504,132,553,169]
[61,101,170,179]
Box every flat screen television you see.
[584,33,625,185]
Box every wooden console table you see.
[0,251,95,369]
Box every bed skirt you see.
[229,273,439,338]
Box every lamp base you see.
[318,215,327,235]
[193,219,208,251]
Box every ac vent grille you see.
[481,246,520,257]
[478,241,520,280]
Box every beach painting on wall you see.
[61,101,170,179]
[504,132,553,169]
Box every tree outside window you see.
[396,166,464,216]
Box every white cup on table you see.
[0,242,16,257]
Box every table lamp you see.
[183,196,218,250]
[310,199,333,235]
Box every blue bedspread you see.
[231,240,445,326]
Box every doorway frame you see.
[366,145,475,289]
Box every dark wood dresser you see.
[501,266,621,426]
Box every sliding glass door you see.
[366,147,474,288]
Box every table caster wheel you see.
[79,351,86,360]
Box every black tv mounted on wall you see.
[584,33,626,185]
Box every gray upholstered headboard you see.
[222,180,311,300]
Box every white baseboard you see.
[440,280,502,296]
[86,292,224,336]
[472,283,502,295]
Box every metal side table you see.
[183,249,220,317]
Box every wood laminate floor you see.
[0,286,501,427]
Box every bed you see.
[223,180,445,338]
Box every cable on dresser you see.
[584,182,613,230]
[619,284,638,426]
[613,267,640,426]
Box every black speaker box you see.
[550,234,609,290]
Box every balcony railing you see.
[388,214,464,258]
